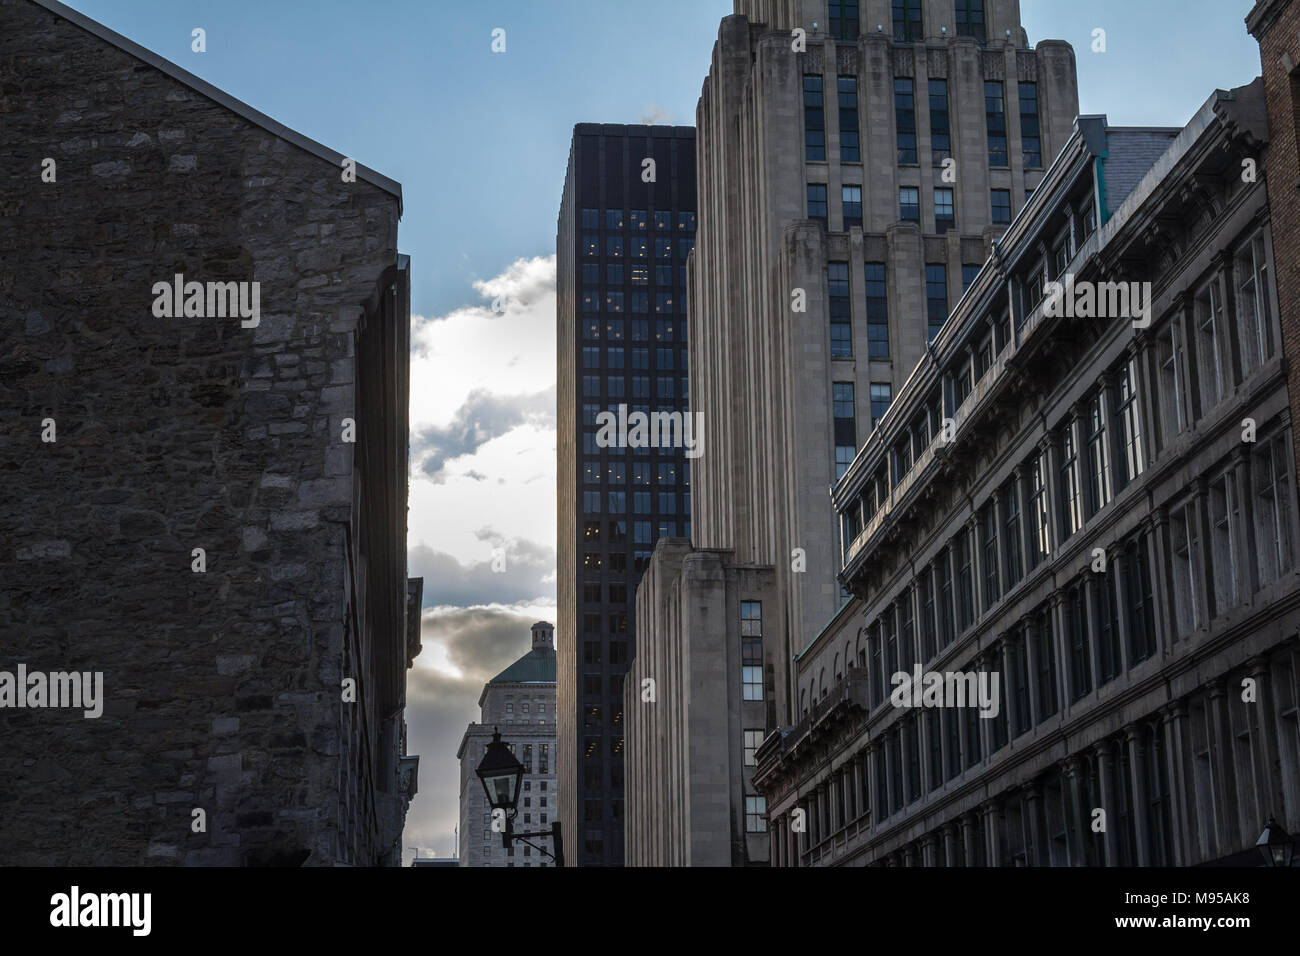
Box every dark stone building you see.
[0,0,419,865]
[555,124,697,865]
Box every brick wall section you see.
[1250,0,1300,478]
[0,0,404,864]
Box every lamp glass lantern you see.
[475,729,524,812]
[1256,817,1294,867]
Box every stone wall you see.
[0,0,408,865]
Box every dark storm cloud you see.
[408,533,555,609]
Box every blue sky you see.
[59,0,1265,862]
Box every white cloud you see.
[407,255,557,569]
[401,254,559,864]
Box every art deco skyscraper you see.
[625,0,1079,864]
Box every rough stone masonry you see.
[0,0,420,865]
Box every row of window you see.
[580,462,684,485]
[579,208,696,232]
[580,547,665,573]
[581,765,625,789]
[502,697,547,715]
[825,1,990,44]
[582,235,692,260]
[578,671,626,698]
[806,73,1039,171]
[581,263,688,288]
[582,317,686,342]
[581,346,685,369]
[809,182,1017,233]
[581,376,688,400]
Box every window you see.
[937,549,955,649]
[842,185,863,229]
[956,0,985,40]
[985,82,1007,167]
[655,238,672,260]
[1123,535,1157,664]
[830,0,859,40]
[606,235,623,259]
[864,263,888,358]
[581,208,599,229]
[833,383,857,480]
[1020,82,1041,168]
[1157,325,1188,442]
[894,78,918,165]
[925,264,947,342]
[892,0,922,41]
[829,262,852,358]
[743,729,764,766]
[1058,419,1083,540]
[654,292,673,314]
[630,235,648,258]
[808,183,828,221]
[1195,280,1226,412]
[956,529,975,631]
[742,601,763,700]
[991,188,1011,224]
[1066,583,1091,700]
[1085,391,1111,517]
[1170,502,1199,635]
[1208,472,1238,617]
[838,76,860,161]
[1093,567,1122,685]
[899,186,920,222]
[1002,480,1023,589]
[804,75,826,161]
[980,503,1000,607]
[1255,434,1295,585]
[582,234,599,257]
[1115,357,1145,488]
[870,383,892,427]
[1034,610,1058,720]
[1235,234,1274,373]
[745,795,768,832]
[962,264,981,293]
[930,78,950,165]
[934,187,954,234]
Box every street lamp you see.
[1256,817,1294,867]
[474,729,565,867]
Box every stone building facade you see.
[625,0,1078,864]
[0,0,419,865]
[755,80,1300,867]
[456,622,558,867]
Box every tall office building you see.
[556,124,697,865]
[625,0,1078,864]
[456,622,558,868]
